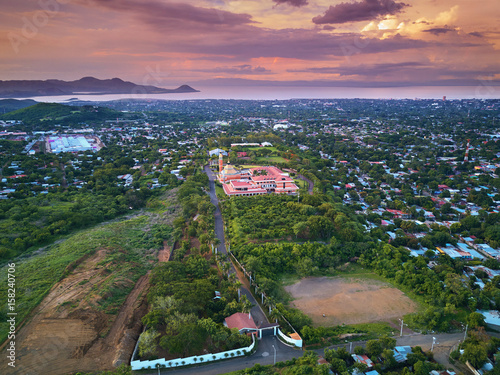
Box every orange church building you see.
[218,154,299,196]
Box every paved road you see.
[204,165,268,327]
[186,167,467,375]
[142,336,300,375]
[297,174,314,195]
[145,332,466,375]
[320,332,465,372]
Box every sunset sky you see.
[1,0,499,89]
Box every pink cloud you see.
[313,0,409,24]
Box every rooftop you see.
[225,313,258,331]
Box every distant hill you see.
[0,77,199,98]
[0,102,124,128]
[0,99,38,113]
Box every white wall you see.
[131,336,255,370]
[277,328,303,348]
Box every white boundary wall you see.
[277,328,303,348]
[131,336,255,370]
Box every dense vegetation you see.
[0,103,125,128]
[139,256,252,359]
[224,194,366,244]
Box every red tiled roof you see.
[225,313,257,331]
[223,183,267,195]
[231,181,255,187]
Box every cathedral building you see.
[218,154,299,196]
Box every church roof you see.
[222,164,240,175]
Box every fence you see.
[278,328,303,348]
[227,250,302,342]
[131,335,255,370]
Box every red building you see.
[219,162,299,196]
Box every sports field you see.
[285,276,418,327]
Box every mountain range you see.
[0,77,199,98]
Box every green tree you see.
[467,312,486,328]
[329,358,348,374]
[296,257,317,278]
[366,339,383,357]
[138,329,160,358]
[461,344,487,368]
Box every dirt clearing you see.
[6,248,150,375]
[285,276,418,326]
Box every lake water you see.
[12,85,500,102]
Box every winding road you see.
[142,167,468,375]
[204,165,268,327]
[297,174,314,195]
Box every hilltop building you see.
[218,156,298,196]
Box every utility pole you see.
[400,319,404,337]
[464,323,468,341]
[272,344,276,365]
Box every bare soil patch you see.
[6,249,150,375]
[285,277,418,327]
[158,241,171,262]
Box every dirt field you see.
[5,249,151,375]
[285,277,418,327]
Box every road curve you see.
[203,165,268,327]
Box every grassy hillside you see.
[0,102,123,128]
[0,214,170,343]
[0,99,38,113]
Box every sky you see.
[1,0,499,90]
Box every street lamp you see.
[431,337,438,352]
[398,319,404,337]
[272,344,276,365]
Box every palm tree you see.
[269,308,281,324]
[240,295,253,314]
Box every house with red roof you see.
[224,313,258,334]
[351,354,373,368]
[385,209,410,219]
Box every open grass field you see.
[285,276,418,327]
[239,164,262,169]
[293,178,308,190]
[245,146,278,152]
[255,156,288,164]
